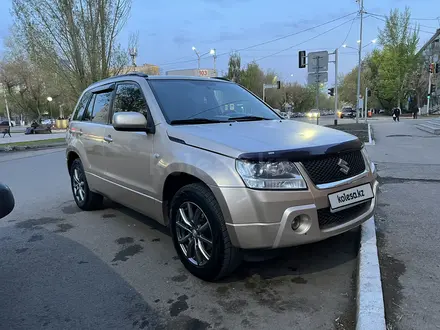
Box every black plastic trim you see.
[168,136,186,144]
[237,138,363,162]
[90,83,115,94]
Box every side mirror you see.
[0,183,15,219]
[112,112,148,132]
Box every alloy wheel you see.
[72,168,86,203]
[176,202,213,266]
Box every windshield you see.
[148,79,280,124]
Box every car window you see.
[148,79,280,123]
[73,92,92,121]
[83,94,96,121]
[91,91,112,124]
[113,83,149,120]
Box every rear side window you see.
[73,92,91,121]
[83,94,95,121]
[91,92,112,124]
[113,83,148,119]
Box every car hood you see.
[166,120,361,159]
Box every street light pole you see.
[355,0,364,124]
[192,46,201,70]
[210,49,217,74]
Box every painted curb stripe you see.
[356,216,386,330]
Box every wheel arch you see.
[161,171,231,227]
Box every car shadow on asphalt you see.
[111,199,360,282]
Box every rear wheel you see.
[70,158,103,210]
[170,183,241,281]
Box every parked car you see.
[25,122,52,134]
[66,73,378,281]
[0,120,14,127]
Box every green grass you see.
[0,138,66,148]
[326,123,369,143]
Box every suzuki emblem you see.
[338,158,350,175]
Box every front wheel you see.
[170,183,241,281]
[70,158,103,210]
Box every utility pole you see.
[365,87,369,123]
[315,56,320,111]
[427,64,433,116]
[333,48,339,125]
[355,0,364,124]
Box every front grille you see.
[301,150,365,185]
[317,201,370,230]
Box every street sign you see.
[307,51,329,73]
[307,72,328,85]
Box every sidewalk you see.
[0,132,66,145]
[366,119,440,330]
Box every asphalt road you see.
[366,120,440,330]
[0,148,359,330]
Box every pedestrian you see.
[413,107,418,119]
[392,107,401,122]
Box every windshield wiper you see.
[170,118,227,125]
[228,116,271,122]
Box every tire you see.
[169,183,241,281]
[70,158,103,211]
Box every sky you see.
[0,0,439,86]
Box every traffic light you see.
[299,50,306,68]
[327,87,334,96]
[431,84,436,94]
[367,89,372,97]
[436,63,440,74]
[277,81,281,89]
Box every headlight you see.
[361,148,375,173]
[236,160,307,190]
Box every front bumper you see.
[222,175,378,249]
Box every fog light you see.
[291,216,301,230]
[290,214,312,234]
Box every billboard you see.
[165,69,217,77]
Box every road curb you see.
[356,216,386,330]
[0,142,67,153]
[365,123,375,145]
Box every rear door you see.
[74,87,113,182]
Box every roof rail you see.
[211,76,230,81]
[122,72,149,77]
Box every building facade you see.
[418,29,440,113]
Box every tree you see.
[377,8,420,108]
[407,58,429,109]
[11,0,132,108]
[227,52,241,83]
[0,57,48,121]
[240,62,265,97]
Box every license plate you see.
[328,183,373,211]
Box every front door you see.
[103,82,158,218]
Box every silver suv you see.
[66,73,378,281]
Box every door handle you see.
[104,135,113,143]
